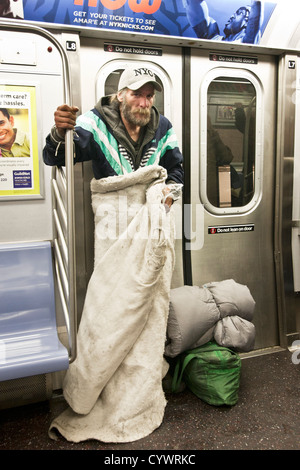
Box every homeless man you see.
[43,65,184,443]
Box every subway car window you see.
[206,76,256,209]
[104,69,164,114]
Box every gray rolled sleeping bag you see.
[165,279,256,357]
[205,279,256,352]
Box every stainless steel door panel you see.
[189,50,278,349]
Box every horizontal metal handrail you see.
[53,208,68,267]
[53,238,69,300]
[52,179,67,231]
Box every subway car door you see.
[189,50,278,350]
[74,39,184,315]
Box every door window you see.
[201,70,261,214]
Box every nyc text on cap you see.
[118,66,162,92]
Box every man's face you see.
[224,8,249,35]
[119,83,155,127]
[0,111,15,150]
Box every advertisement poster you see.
[3,0,277,45]
[0,84,40,198]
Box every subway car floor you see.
[0,348,299,451]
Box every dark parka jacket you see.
[43,97,183,185]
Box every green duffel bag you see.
[171,341,241,406]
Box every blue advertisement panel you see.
[3,0,276,45]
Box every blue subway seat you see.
[0,241,69,381]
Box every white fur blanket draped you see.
[49,165,176,443]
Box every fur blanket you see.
[49,166,176,443]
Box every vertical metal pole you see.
[182,47,193,286]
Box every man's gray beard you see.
[120,101,151,127]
